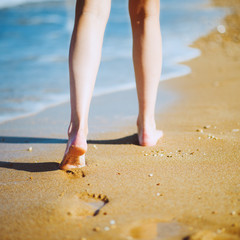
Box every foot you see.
[137,119,163,146]
[59,129,87,170]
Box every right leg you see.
[129,0,163,146]
[60,0,111,170]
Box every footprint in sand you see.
[64,169,86,178]
[58,192,109,218]
[129,219,190,240]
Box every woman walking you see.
[60,0,163,170]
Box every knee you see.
[76,0,111,24]
[129,0,160,24]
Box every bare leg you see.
[129,0,163,146]
[60,0,111,170]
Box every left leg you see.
[59,0,111,170]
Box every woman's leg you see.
[129,0,163,146]
[60,0,111,170]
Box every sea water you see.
[0,0,226,124]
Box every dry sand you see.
[0,0,240,239]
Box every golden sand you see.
[0,0,240,239]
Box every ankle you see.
[69,129,87,138]
[68,122,88,139]
[137,116,156,132]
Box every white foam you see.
[0,93,69,124]
[93,82,136,97]
[0,0,62,9]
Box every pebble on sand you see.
[27,147,32,152]
[110,220,116,225]
[148,173,153,177]
[93,227,100,232]
[59,192,64,197]
[230,211,236,215]
[203,125,211,129]
[196,129,203,133]
[104,226,110,231]
[93,145,98,149]
[217,228,225,233]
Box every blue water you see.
[0,0,225,124]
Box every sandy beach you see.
[0,0,240,239]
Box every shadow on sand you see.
[88,134,139,145]
[0,134,139,145]
[0,136,67,144]
[0,161,59,172]
[0,134,138,172]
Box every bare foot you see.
[59,130,87,170]
[137,119,163,146]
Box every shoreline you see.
[0,0,240,240]
[0,0,226,127]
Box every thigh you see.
[129,0,160,19]
[75,0,111,20]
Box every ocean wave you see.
[0,93,69,124]
[18,15,63,25]
[0,0,227,126]
[0,63,191,125]
[0,0,62,9]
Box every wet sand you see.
[0,0,240,239]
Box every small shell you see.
[232,129,239,132]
